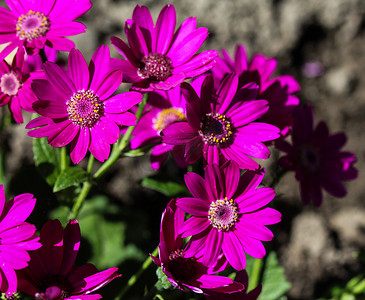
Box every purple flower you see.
[0,0,92,59]
[161,74,280,170]
[0,47,41,123]
[130,85,187,170]
[0,184,41,295]
[26,45,143,164]
[17,219,120,299]
[152,199,244,294]
[176,161,281,270]
[211,45,300,136]
[276,104,358,206]
[110,4,218,92]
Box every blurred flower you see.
[0,184,41,295]
[110,4,218,92]
[0,47,42,123]
[130,85,187,170]
[161,74,280,170]
[0,0,92,59]
[276,104,358,206]
[176,161,281,270]
[152,199,244,294]
[211,44,300,136]
[301,61,325,78]
[17,219,121,299]
[26,45,143,164]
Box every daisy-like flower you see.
[211,44,300,136]
[17,219,120,299]
[152,199,244,294]
[0,184,41,295]
[110,4,219,92]
[26,45,143,164]
[0,0,92,59]
[130,85,187,170]
[276,104,358,206]
[0,47,41,123]
[176,161,281,270]
[161,74,280,170]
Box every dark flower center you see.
[67,89,104,128]
[16,10,50,41]
[299,145,321,173]
[153,107,186,132]
[39,274,71,299]
[0,72,21,96]
[167,249,201,282]
[208,197,239,231]
[199,113,234,147]
[138,53,173,82]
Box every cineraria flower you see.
[276,104,358,206]
[110,4,218,92]
[17,219,121,299]
[26,45,143,164]
[0,47,41,123]
[205,271,262,300]
[152,199,244,294]
[0,0,92,59]
[176,161,281,270]
[161,74,280,170]
[0,184,41,295]
[130,85,187,170]
[211,45,300,136]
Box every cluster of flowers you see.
[0,0,358,298]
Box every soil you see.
[1,1,365,299]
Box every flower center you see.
[138,53,173,82]
[39,275,71,299]
[167,249,201,282]
[67,89,104,128]
[208,197,239,231]
[153,107,186,132]
[0,72,21,96]
[199,113,234,147]
[299,145,321,173]
[16,10,50,41]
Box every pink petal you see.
[70,127,90,164]
[222,232,246,270]
[155,4,176,54]
[184,172,210,200]
[68,48,89,90]
[176,197,209,216]
[237,188,275,213]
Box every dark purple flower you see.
[161,74,280,170]
[276,104,358,206]
[176,161,281,270]
[17,219,121,299]
[211,45,300,136]
[0,47,41,123]
[153,199,244,294]
[130,85,187,170]
[0,0,92,59]
[26,45,143,164]
[110,4,218,92]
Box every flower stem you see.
[115,246,159,300]
[248,258,263,292]
[60,147,67,172]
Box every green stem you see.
[115,246,159,300]
[94,95,147,180]
[0,149,5,186]
[248,258,263,292]
[60,147,67,172]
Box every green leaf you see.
[259,252,291,300]
[155,267,172,291]
[141,177,190,197]
[33,137,59,185]
[53,167,88,192]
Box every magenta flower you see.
[0,47,41,123]
[26,45,143,164]
[161,74,280,170]
[17,219,121,299]
[276,104,358,206]
[0,0,92,59]
[130,85,187,170]
[0,184,41,295]
[152,199,244,294]
[176,161,281,270]
[110,4,218,92]
[211,45,300,136]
